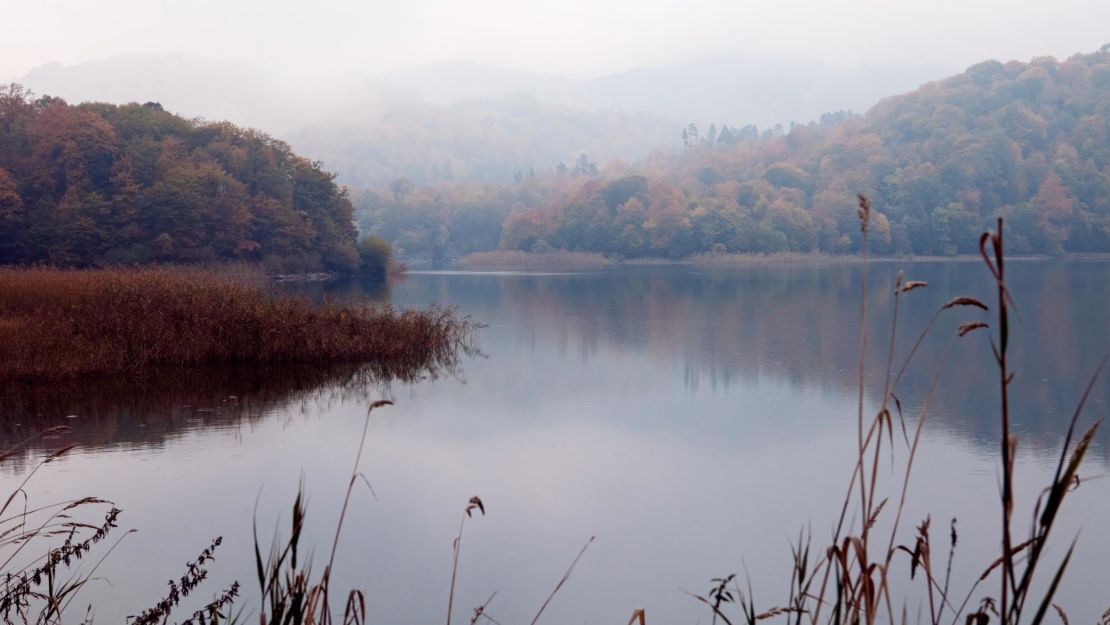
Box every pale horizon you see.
[3,0,1108,82]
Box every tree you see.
[685,123,699,145]
[0,167,25,261]
[390,177,414,200]
[358,235,393,277]
[572,153,597,177]
[352,50,1110,259]
[0,88,365,272]
[1034,172,1074,253]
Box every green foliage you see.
[359,48,1110,259]
[0,84,360,272]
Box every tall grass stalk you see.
[250,400,401,625]
[693,202,1104,625]
[447,496,486,625]
[317,399,393,622]
[528,535,595,625]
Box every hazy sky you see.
[2,0,1109,80]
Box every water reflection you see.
[0,260,1106,625]
[278,273,393,303]
[0,362,443,471]
[386,260,1109,458]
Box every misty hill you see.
[382,60,574,106]
[18,52,327,136]
[18,51,949,188]
[289,93,676,188]
[387,54,951,129]
[18,53,675,187]
[0,85,364,272]
[359,49,1110,260]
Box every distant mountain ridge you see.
[385,54,951,128]
[19,52,392,137]
[357,48,1110,260]
[17,51,952,187]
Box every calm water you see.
[2,260,1108,624]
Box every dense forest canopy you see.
[0,84,367,272]
[359,49,1110,259]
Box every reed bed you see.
[0,266,476,379]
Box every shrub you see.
[357,235,393,277]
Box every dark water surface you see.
[2,260,1108,624]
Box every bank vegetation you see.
[0,266,474,379]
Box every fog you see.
[4,0,1109,189]
[3,0,1107,82]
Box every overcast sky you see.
[3,0,1109,80]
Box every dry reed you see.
[690,202,1105,625]
[446,496,486,625]
[249,398,594,625]
[0,427,127,623]
[0,266,476,379]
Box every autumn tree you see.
[0,86,368,271]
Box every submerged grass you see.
[0,266,476,380]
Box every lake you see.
[2,259,1108,624]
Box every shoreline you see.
[432,251,1110,272]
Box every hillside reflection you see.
[3,261,1105,467]
[390,260,1109,456]
[0,362,435,471]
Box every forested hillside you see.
[0,84,363,271]
[20,52,948,190]
[18,54,678,188]
[360,49,1110,259]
